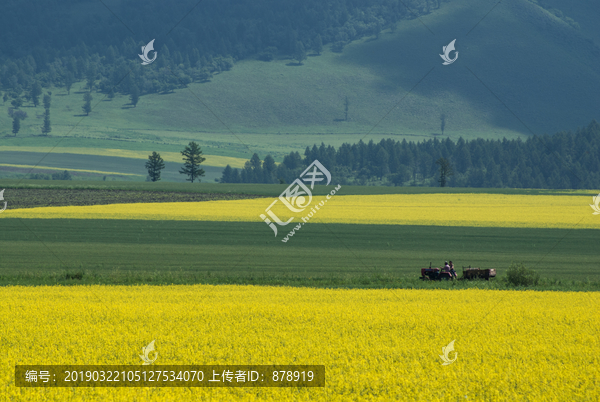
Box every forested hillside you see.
[0,0,437,97]
[221,121,600,189]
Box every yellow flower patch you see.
[1,285,598,401]
[3,193,598,229]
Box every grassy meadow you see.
[0,219,598,289]
[0,151,227,182]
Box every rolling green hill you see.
[1,0,599,177]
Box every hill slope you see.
[1,0,599,168]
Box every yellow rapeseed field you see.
[3,193,598,229]
[1,285,598,401]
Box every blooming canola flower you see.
[3,193,598,230]
[1,285,598,401]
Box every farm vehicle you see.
[420,264,496,281]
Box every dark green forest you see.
[221,121,600,189]
[0,0,438,98]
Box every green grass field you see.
[0,151,225,182]
[1,218,598,289]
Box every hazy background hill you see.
[0,0,599,181]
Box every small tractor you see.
[419,263,496,281]
[420,263,453,281]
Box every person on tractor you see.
[449,261,457,279]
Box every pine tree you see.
[145,152,165,182]
[86,64,96,91]
[221,165,233,183]
[65,72,74,95]
[43,93,51,110]
[10,109,27,137]
[263,155,277,183]
[12,116,20,137]
[31,82,42,107]
[313,35,323,55]
[440,114,446,136]
[130,85,140,107]
[436,157,454,187]
[179,142,206,183]
[344,96,350,121]
[82,92,92,115]
[42,109,51,136]
[11,96,23,108]
[231,168,241,183]
[294,41,307,65]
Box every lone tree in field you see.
[86,64,96,91]
[145,151,165,182]
[42,110,51,136]
[30,81,42,107]
[9,109,27,137]
[313,34,323,55]
[344,96,349,121]
[130,85,140,107]
[436,157,454,187]
[11,96,23,108]
[294,41,307,65]
[65,72,74,95]
[42,93,51,136]
[440,113,446,136]
[82,92,92,115]
[43,93,51,110]
[12,115,21,136]
[179,141,206,183]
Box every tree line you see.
[220,120,600,189]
